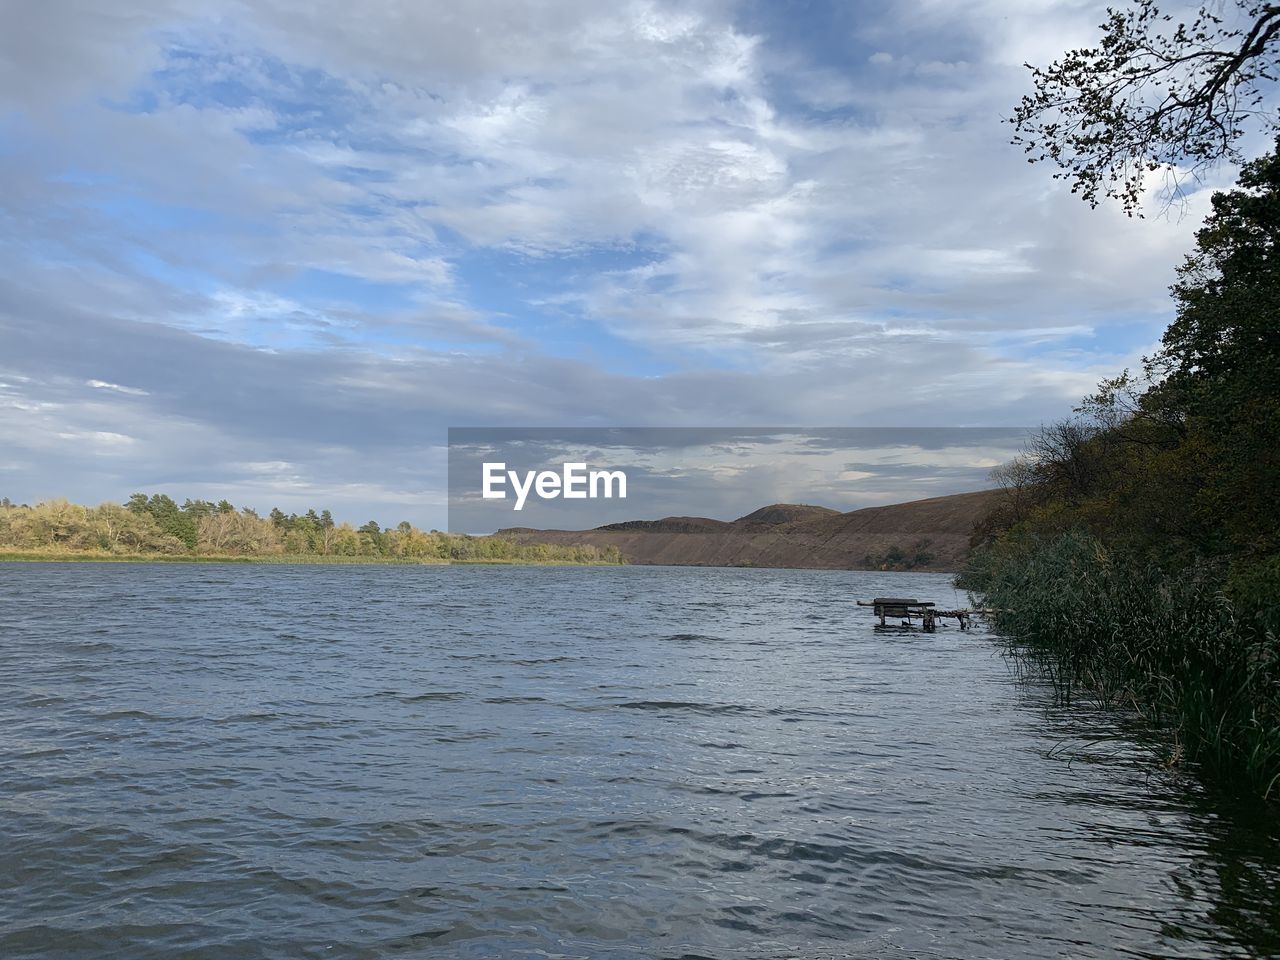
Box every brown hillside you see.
[733,503,840,525]
[597,516,730,534]
[497,488,1001,572]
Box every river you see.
[1,563,1276,958]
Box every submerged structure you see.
[856,597,980,631]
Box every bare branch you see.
[1011,1,1280,214]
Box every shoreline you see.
[0,550,960,573]
[0,550,623,566]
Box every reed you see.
[960,533,1280,800]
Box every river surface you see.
[1,563,1277,959]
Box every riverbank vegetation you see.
[0,495,623,565]
[962,146,1280,799]
[862,539,936,572]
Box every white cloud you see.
[87,379,150,396]
[60,430,137,447]
[0,0,1247,522]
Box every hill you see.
[498,489,1000,571]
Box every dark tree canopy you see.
[1012,1,1280,213]
[1156,140,1280,396]
[980,140,1280,559]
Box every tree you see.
[139,494,198,548]
[318,523,338,556]
[90,502,181,553]
[182,498,215,519]
[1012,1,1280,213]
[196,510,281,555]
[980,141,1280,560]
[333,523,361,555]
[1153,141,1280,396]
[1143,141,1280,554]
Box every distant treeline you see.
[0,494,623,564]
[863,539,935,572]
[962,146,1280,799]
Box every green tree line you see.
[963,144,1280,798]
[0,494,622,565]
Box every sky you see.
[0,0,1235,527]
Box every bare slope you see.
[498,489,999,572]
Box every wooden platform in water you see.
[855,597,990,631]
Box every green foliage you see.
[862,539,935,571]
[969,142,1280,798]
[963,534,1280,799]
[0,499,186,554]
[1227,556,1280,640]
[0,496,623,566]
[983,144,1280,563]
[124,493,198,548]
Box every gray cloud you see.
[446,427,1027,532]
[0,0,1229,525]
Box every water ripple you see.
[1,563,1277,959]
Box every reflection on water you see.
[0,563,1276,959]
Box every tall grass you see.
[959,533,1280,800]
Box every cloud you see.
[0,0,1236,524]
[446,427,1030,531]
[87,380,150,396]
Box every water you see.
[1,563,1277,959]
